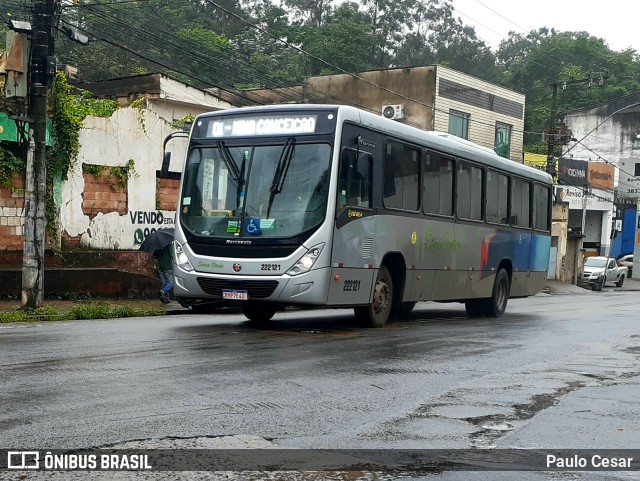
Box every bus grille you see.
[196,278,279,299]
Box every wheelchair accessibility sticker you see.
[245,218,261,235]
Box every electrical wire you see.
[58,0,528,140]
[25,0,637,164]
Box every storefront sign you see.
[587,162,614,190]
[557,157,588,187]
[554,186,613,211]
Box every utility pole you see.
[547,72,609,285]
[22,0,58,309]
[546,82,558,177]
[545,72,609,179]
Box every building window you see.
[494,122,512,158]
[448,110,469,139]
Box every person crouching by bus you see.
[154,244,174,304]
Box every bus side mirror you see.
[161,152,171,178]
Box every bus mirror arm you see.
[160,131,189,178]
[161,152,171,178]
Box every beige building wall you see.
[303,66,437,132]
[302,66,524,162]
[434,66,525,162]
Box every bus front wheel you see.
[354,265,394,328]
[242,301,277,324]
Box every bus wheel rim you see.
[373,281,390,314]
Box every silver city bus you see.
[167,105,552,327]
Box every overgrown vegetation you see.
[84,158,137,189]
[45,73,119,243]
[0,0,637,163]
[172,114,194,131]
[48,73,118,182]
[42,0,640,153]
[130,98,147,133]
[0,302,165,323]
[110,159,137,188]
[0,143,24,189]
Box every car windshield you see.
[180,142,331,239]
[584,258,607,268]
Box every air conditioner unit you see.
[382,104,405,120]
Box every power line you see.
[57,0,531,143]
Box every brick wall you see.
[61,231,83,251]
[0,173,25,251]
[156,177,180,211]
[82,167,128,218]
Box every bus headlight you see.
[287,243,324,276]
[174,241,194,272]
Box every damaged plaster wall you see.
[59,106,184,250]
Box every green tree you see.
[283,0,333,27]
[393,0,496,81]
[497,28,640,146]
[358,0,424,67]
[287,3,377,77]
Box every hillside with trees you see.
[2,0,640,152]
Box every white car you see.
[582,256,628,290]
[617,254,633,276]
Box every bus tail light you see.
[287,243,324,276]
[174,241,194,272]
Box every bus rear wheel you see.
[485,268,510,317]
[242,301,277,324]
[465,269,510,318]
[465,300,485,317]
[354,265,393,328]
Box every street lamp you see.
[7,20,32,33]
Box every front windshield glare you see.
[584,258,607,268]
[180,143,331,239]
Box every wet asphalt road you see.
[1,289,639,480]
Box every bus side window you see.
[338,149,371,211]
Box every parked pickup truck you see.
[582,256,628,291]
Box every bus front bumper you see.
[173,267,332,306]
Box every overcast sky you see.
[450,0,640,53]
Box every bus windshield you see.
[180,142,331,239]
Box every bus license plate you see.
[222,289,248,300]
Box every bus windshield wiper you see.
[236,151,247,210]
[266,138,296,218]
[216,140,241,181]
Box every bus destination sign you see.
[206,115,318,138]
